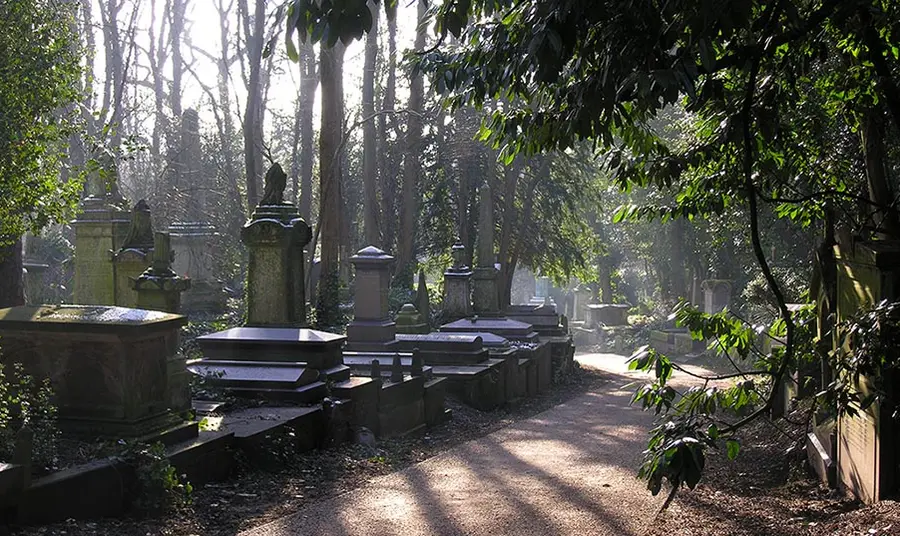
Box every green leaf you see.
[726,439,740,460]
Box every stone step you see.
[226,381,328,403]
[189,360,320,390]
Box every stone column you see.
[73,197,132,305]
[473,185,500,314]
[443,241,473,320]
[131,232,191,313]
[347,246,396,349]
[241,203,311,326]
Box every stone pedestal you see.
[701,279,732,313]
[241,204,311,327]
[73,197,132,305]
[0,305,190,437]
[473,267,500,314]
[112,248,151,308]
[346,246,396,350]
[169,222,227,313]
[131,232,191,314]
[443,270,473,320]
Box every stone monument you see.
[72,156,131,306]
[701,279,733,313]
[0,305,194,437]
[168,109,228,314]
[242,163,311,326]
[345,246,397,351]
[443,241,473,320]
[130,232,191,314]
[111,200,155,308]
[473,185,500,314]
[415,269,431,330]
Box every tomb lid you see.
[439,317,538,340]
[0,305,185,333]
[198,326,346,346]
[425,331,509,347]
[393,333,486,352]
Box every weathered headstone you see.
[395,303,428,334]
[73,165,132,305]
[242,164,311,326]
[131,232,191,314]
[443,241,473,320]
[701,279,733,314]
[111,200,155,308]
[831,241,900,503]
[473,185,500,314]
[346,246,397,350]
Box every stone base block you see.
[424,378,449,426]
[433,360,506,411]
[378,375,426,437]
[333,377,381,434]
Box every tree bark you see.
[239,0,266,210]
[0,239,25,309]
[362,3,380,246]
[318,43,346,282]
[298,42,317,220]
[860,110,900,238]
[396,0,427,274]
[378,6,398,253]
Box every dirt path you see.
[241,353,683,536]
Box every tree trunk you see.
[362,4,379,246]
[240,0,266,210]
[497,158,522,307]
[378,7,398,253]
[298,42,317,220]
[0,239,25,308]
[860,110,900,239]
[396,0,427,274]
[318,42,346,283]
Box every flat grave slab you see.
[188,360,319,390]
[198,326,345,368]
[440,317,539,342]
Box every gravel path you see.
[241,353,670,536]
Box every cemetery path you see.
[241,353,709,536]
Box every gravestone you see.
[346,245,397,351]
[443,241,473,320]
[585,303,631,327]
[473,185,500,314]
[701,279,733,314]
[415,270,431,330]
[395,303,429,334]
[131,232,191,313]
[831,240,900,503]
[242,164,311,327]
[0,305,193,437]
[573,284,593,322]
[111,200,155,308]
[169,222,227,313]
[72,166,132,305]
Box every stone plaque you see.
[838,406,878,503]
